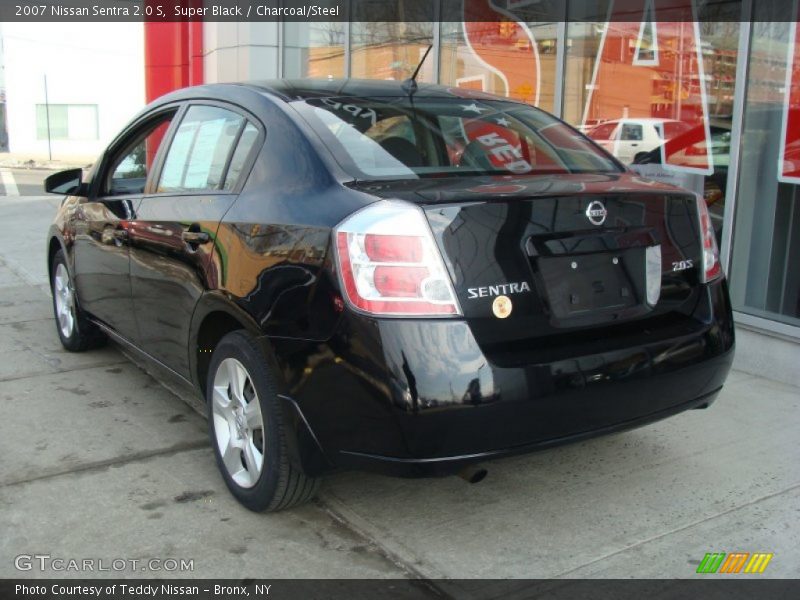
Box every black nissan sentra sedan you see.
[45,79,734,511]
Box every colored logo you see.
[492,295,512,319]
[696,552,774,574]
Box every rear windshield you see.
[292,97,623,180]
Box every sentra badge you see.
[467,281,531,299]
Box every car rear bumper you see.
[336,388,722,477]
[277,279,735,478]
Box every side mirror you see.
[44,168,88,196]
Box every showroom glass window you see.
[564,1,741,243]
[728,16,800,328]
[283,0,345,78]
[439,1,558,112]
[350,1,435,81]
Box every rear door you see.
[73,109,177,340]
[128,103,262,378]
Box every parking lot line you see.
[0,169,19,196]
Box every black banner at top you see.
[0,0,796,23]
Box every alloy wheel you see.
[53,263,76,339]
[211,357,266,488]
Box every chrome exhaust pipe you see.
[457,464,488,484]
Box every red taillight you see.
[373,266,428,297]
[364,234,423,263]
[696,195,722,282]
[334,201,462,317]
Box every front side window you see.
[158,105,245,193]
[294,96,622,180]
[105,114,174,196]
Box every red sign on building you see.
[779,19,800,184]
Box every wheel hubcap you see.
[211,358,265,489]
[53,264,75,338]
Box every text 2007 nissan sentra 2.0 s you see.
[45,80,734,511]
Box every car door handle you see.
[181,230,210,245]
[146,225,173,237]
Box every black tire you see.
[206,330,320,512]
[50,249,106,352]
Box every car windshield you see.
[292,96,623,180]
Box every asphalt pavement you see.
[0,171,798,589]
[0,168,53,197]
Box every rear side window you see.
[222,122,260,191]
[620,123,643,141]
[158,105,244,193]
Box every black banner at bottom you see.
[2,579,800,600]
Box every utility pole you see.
[43,74,52,161]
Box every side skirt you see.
[91,319,204,415]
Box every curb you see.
[0,158,94,171]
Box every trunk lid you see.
[348,173,704,362]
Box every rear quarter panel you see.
[210,97,374,342]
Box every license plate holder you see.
[536,249,644,320]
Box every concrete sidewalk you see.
[0,196,411,582]
[0,193,798,588]
[0,152,95,171]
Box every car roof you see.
[237,78,523,103]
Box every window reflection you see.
[283,19,346,78]
[439,17,558,111]
[565,5,740,246]
[729,19,800,327]
[351,1,434,81]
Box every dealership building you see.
[1,0,798,383]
